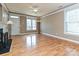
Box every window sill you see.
[64,32,79,37]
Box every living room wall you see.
[0,4,8,32]
[41,10,79,42]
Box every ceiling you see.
[5,3,74,16]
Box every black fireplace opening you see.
[0,28,12,54]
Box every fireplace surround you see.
[0,28,8,48]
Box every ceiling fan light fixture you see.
[33,9,38,12]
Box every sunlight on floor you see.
[65,47,79,56]
[26,35,37,48]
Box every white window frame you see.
[64,4,79,35]
[26,16,37,31]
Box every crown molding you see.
[41,3,77,18]
[9,11,38,17]
[1,3,9,12]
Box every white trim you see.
[42,33,79,44]
[42,9,63,18]
[1,3,8,12]
[64,32,79,37]
[42,3,76,18]
[12,32,38,35]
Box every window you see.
[10,16,19,18]
[26,16,36,31]
[64,4,79,35]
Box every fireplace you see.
[0,28,12,54]
[0,28,3,45]
[0,28,8,48]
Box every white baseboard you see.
[42,33,79,44]
[12,32,38,35]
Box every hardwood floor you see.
[1,34,79,56]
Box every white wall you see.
[0,4,2,21]
[0,4,3,29]
[2,6,8,32]
[9,17,20,35]
[0,4,8,33]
